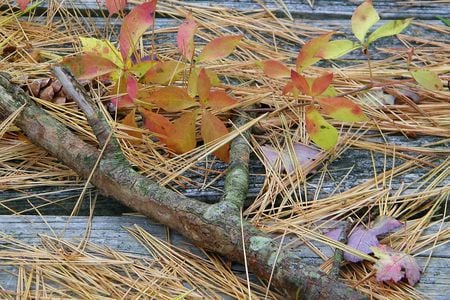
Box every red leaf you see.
[111,74,138,108]
[144,86,197,112]
[166,111,198,154]
[143,61,187,84]
[201,111,230,162]
[62,53,118,80]
[311,72,333,96]
[105,0,127,15]
[258,60,290,79]
[296,32,334,72]
[140,108,173,142]
[197,35,243,63]
[291,70,310,95]
[372,245,421,286]
[208,90,237,109]
[282,81,300,97]
[197,68,211,105]
[177,13,197,60]
[120,108,142,140]
[318,97,368,122]
[119,1,157,59]
[16,0,30,11]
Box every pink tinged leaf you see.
[318,97,368,122]
[372,245,421,286]
[197,35,243,63]
[311,72,333,96]
[291,70,310,95]
[305,106,338,150]
[201,111,230,162]
[316,39,361,59]
[120,108,142,140]
[119,0,157,59]
[62,54,118,80]
[143,61,187,84]
[351,0,380,43]
[144,86,197,112]
[325,228,343,241]
[197,68,211,105]
[111,75,138,109]
[369,216,404,236]
[261,143,321,173]
[105,0,127,16]
[129,60,158,78]
[16,0,30,11]
[165,111,198,154]
[177,14,197,60]
[345,226,380,262]
[139,108,174,142]
[257,60,290,79]
[296,32,334,72]
[411,69,443,91]
[207,90,238,110]
[187,68,220,97]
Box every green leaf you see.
[411,69,443,91]
[436,16,450,27]
[296,32,334,72]
[351,0,380,43]
[316,39,361,59]
[318,97,368,122]
[305,106,338,150]
[367,18,412,44]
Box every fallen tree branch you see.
[0,69,367,300]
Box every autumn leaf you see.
[372,245,421,286]
[129,60,158,78]
[296,32,334,72]
[257,60,290,79]
[311,72,333,96]
[305,106,338,150]
[367,18,412,44]
[201,111,230,162]
[197,68,211,105]
[291,70,310,95]
[177,13,197,60]
[282,81,300,97]
[105,0,127,16]
[111,74,138,108]
[261,143,321,173]
[79,37,123,68]
[197,35,243,63]
[16,0,30,11]
[318,97,368,122]
[120,108,142,140]
[351,0,379,43]
[119,0,157,59]
[411,69,443,91]
[166,111,198,153]
[187,68,220,97]
[143,61,187,84]
[144,86,197,112]
[207,90,238,110]
[316,39,361,59]
[140,108,173,142]
[62,53,118,80]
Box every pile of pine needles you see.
[0,0,448,299]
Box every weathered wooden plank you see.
[0,215,448,299]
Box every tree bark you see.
[0,70,367,300]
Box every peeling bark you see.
[0,70,367,300]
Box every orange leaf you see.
[140,108,173,142]
[143,61,187,84]
[105,0,127,15]
[144,86,197,112]
[166,111,198,153]
[257,60,290,79]
[282,81,300,97]
[208,90,237,109]
[305,106,338,150]
[197,68,211,105]
[318,97,368,122]
[351,0,379,43]
[197,35,243,63]
[62,53,118,80]
[187,68,220,97]
[120,108,143,140]
[119,1,157,59]
[296,32,334,72]
[311,72,333,96]
[111,74,138,109]
[201,111,230,162]
[177,13,197,60]
[291,70,310,95]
